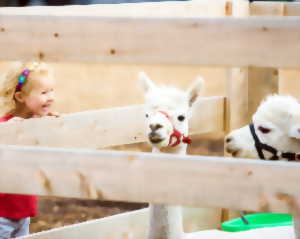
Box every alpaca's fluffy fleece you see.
[139,72,203,149]
[225,95,300,159]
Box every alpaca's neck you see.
[148,204,183,239]
[159,144,187,155]
[147,146,186,239]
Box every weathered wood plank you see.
[21,227,295,239]
[0,1,227,17]
[250,1,285,16]
[1,145,300,214]
[223,0,249,222]
[285,3,300,17]
[0,97,224,148]
[19,207,222,239]
[21,209,148,239]
[250,2,300,16]
[0,15,299,67]
[20,209,294,239]
[279,69,300,98]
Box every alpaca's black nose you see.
[148,132,163,144]
[150,124,163,131]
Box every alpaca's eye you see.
[177,115,185,121]
[145,114,149,118]
[258,126,271,134]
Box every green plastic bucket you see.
[221,213,293,232]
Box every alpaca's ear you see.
[187,77,204,106]
[138,72,156,94]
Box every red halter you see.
[158,111,192,147]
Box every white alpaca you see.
[139,72,204,239]
[225,95,300,160]
[225,95,300,239]
[139,78,295,239]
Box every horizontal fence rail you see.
[251,1,300,16]
[0,15,299,67]
[1,145,300,214]
[0,96,224,148]
[19,207,223,239]
[20,209,149,239]
[0,2,300,238]
[19,209,294,239]
[0,0,228,17]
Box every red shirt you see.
[0,115,37,218]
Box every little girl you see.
[0,61,57,238]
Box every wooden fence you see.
[0,0,299,238]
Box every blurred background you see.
[0,0,299,234]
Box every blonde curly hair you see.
[0,61,53,116]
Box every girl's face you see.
[22,75,55,116]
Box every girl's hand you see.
[32,112,60,118]
[47,112,60,117]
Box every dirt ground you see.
[31,197,147,233]
[30,135,224,233]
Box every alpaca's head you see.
[225,95,300,159]
[139,72,204,149]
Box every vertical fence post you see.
[251,2,300,237]
[248,67,279,117]
[223,0,250,222]
[277,12,300,239]
[279,69,300,99]
[190,0,234,228]
[249,1,281,117]
[223,0,282,223]
[224,0,250,137]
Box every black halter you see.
[249,124,300,161]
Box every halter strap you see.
[249,124,300,161]
[249,124,278,160]
[159,111,192,147]
[281,152,300,161]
